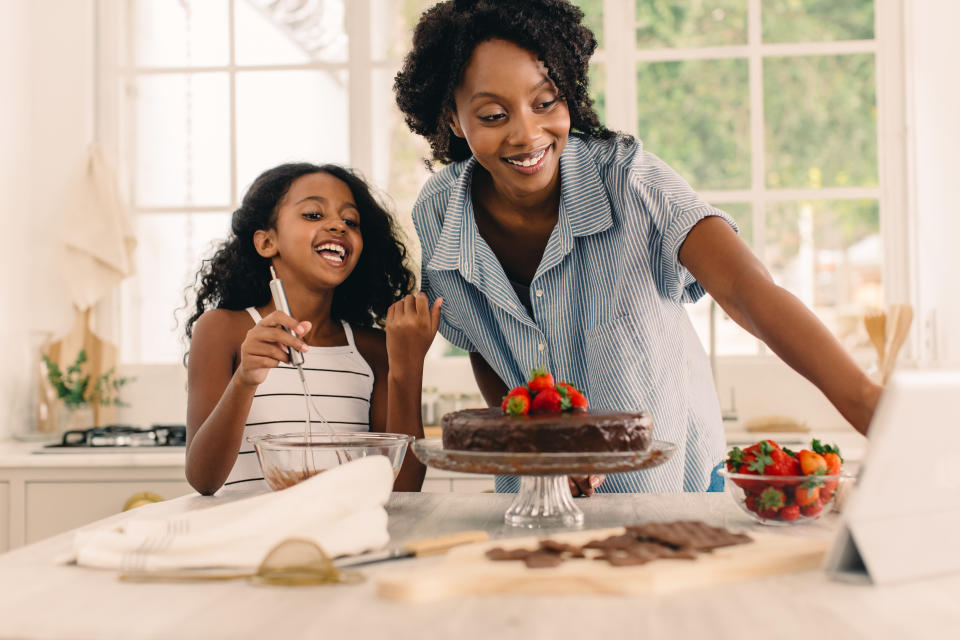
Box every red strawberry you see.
[779,504,801,522]
[744,494,759,513]
[757,486,785,519]
[801,502,824,517]
[503,394,530,416]
[568,390,588,411]
[529,388,563,414]
[554,381,589,413]
[527,368,555,394]
[725,446,746,472]
[745,439,782,454]
[500,386,529,412]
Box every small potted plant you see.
[42,350,133,432]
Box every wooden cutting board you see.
[377,527,830,602]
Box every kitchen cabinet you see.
[24,479,192,545]
[0,441,192,552]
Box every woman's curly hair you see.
[184,163,415,342]
[394,0,615,165]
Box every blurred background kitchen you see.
[1,0,958,548]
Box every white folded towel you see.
[70,455,393,571]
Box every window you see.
[116,0,435,363]
[116,0,896,365]
[581,0,886,356]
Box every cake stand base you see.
[504,475,584,529]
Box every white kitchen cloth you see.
[69,455,393,571]
[59,143,137,311]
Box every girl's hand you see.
[235,311,310,387]
[385,293,442,378]
[569,475,605,497]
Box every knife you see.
[333,530,489,568]
[118,530,489,582]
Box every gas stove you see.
[37,425,186,453]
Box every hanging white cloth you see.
[59,143,136,311]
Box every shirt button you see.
[535,289,544,298]
[538,343,545,352]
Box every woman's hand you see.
[235,311,309,387]
[569,475,605,497]
[385,293,442,378]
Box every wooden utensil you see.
[377,527,830,602]
[880,304,913,383]
[864,309,886,369]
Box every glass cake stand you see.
[411,438,677,529]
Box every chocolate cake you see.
[441,408,653,453]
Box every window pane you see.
[133,0,229,67]
[589,63,606,125]
[373,67,433,270]
[718,202,752,247]
[765,54,877,189]
[121,212,232,364]
[372,0,438,61]
[235,71,349,198]
[765,200,882,351]
[636,0,747,49]
[574,0,604,49]
[134,73,231,207]
[637,59,750,190]
[236,0,346,64]
[763,0,874,44]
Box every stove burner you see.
[49,424,187,448]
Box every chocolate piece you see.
[539,539,581,555]
[523,551,565,569]
[486,547,535,561]
[626,521,752,551]
[441,408,653,453]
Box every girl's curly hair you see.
[394,0,615,165]
[184,163,415,342]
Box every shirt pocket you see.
[583,315,654,412]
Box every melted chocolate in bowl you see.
[263,466,328,491]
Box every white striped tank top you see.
[223,307,375,489]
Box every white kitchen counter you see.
[0,490,957,639]
[0,439,187,469]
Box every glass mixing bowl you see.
[247,432,412,491]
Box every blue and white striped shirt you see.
[412,134,735,493]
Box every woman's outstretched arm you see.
[679,216,882,434]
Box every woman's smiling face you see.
[450,38,571,204]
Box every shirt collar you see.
[425,134,614,277]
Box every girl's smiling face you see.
[450,38,571,205]
[259,171,364,288]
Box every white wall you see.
[0,0,94,438]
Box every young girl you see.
[184,163,440,495]
[394,0,881,496]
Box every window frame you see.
[598,0,910,359]
[102,0,912,367]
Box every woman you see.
[394,0,880,495]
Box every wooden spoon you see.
[863,309,886,367]
[881,304,913,383]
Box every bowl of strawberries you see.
[723,439,848,525]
